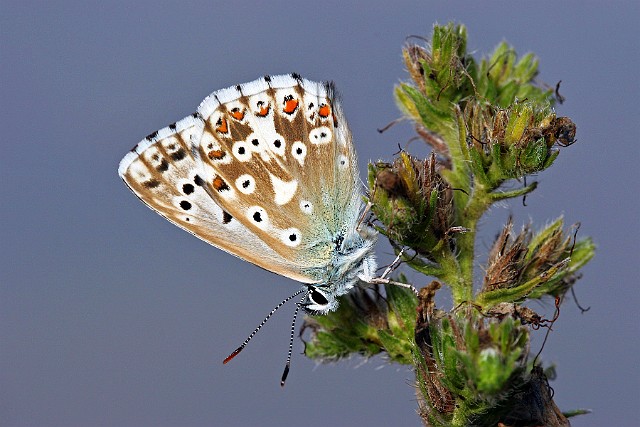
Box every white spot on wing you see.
[269,135,286,156]
[338,154,349,169]
[247,206,269,230]
[291,141,307,166]
[232,141,252,161]
[281,228,302,247]
[236,174,256,194]
[309,126,331,145]
[269,174,298,205]
[245,133,272,162]
[300,200,313,214]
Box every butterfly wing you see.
[119,74,366,285]
[118,113,314,283]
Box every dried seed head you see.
[375,168,406,199]
[482,217,581,301]
[369,152,455,256]
[483,218,528,292]
[403,44,431,91]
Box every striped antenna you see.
[223,288,306,364]
[280,293,307,387]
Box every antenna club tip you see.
[280,364,290,387]
[223,347,243,364]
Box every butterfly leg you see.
[379,248,405,280]
[356,201,373,233]
[367,248,419,295]
[368,277,419,295]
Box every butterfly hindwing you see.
[118,112,314,283]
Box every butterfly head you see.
[302,285,335,313]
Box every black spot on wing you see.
[143,179,161,189]
[182,183,194,194]
[222,211,233,224]
[170,148,186,161]
[156,159,169,172]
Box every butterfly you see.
[118,74,380,383]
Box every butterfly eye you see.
[308,288,329,307]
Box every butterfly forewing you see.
[119,74,363,284]
[192,75,362,269]
[118,108,313,283]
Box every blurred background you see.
[2,1,638,426]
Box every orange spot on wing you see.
[318,104,331,118]
[230,108,245,121]
[215,117,228,134]
[212,175,229,191]
[256,102,270,117]
[283,96,299,114]
[208,149,226,160]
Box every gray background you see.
[2,1,638,426]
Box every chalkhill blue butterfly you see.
[119,74,390,384]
